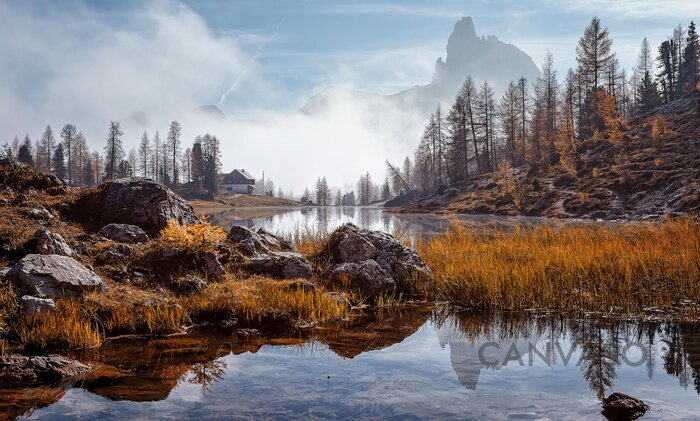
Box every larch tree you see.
[138,131,151,178]
[576,17,615,92]
[60,124,76,184]
[167,121,181,185]
[104,121,124,181]
[39,125,55,173]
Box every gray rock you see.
[96,244,134,265]
[0,354,92,387]
[247,252,313,279]
[98,223,149,243]
[338,234,377,263]
[195,251,225,278]
[21,295,56,316]
[324,259,396,297]
[6,254,105,298]
[33,228,73,256]
[601,392,650,420]
[228,226,295,255]
[73,178,197,235]
[28,208,53,221]
[319,223,431,292]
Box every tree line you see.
[2,120,224,193]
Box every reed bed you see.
[415,218,700,313]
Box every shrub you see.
[160,218,226,251]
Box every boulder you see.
[96,244,134,266]
[0,354,91,387]
[72,178,197,234]
[31,228,73,256]
[247,252,313,279]
[323,259,396,297]
[21,295,56,316]
[98,223,149,243]
[317,223,430,292]
[6,254,105,298]
[228,225,294,255]
[601,392,650,420]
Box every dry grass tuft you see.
[182,276,349,324]
[415,218,700,313]
[13,300,103,351]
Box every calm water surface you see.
[6,311,700,420]
[204,206,569,240]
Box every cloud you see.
[552,0,700,19]
[0,0,247,143]
[317,2,463,18]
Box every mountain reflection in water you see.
[6,311,700,420]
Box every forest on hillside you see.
[385,17,699,196]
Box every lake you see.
[8,311,700,420]
[203,206,571,241]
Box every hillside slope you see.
[397,93,700,219]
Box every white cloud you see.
[550,0,700,19]
[0,0,247,143]
[317,3,463,18]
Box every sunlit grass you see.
[182,276,349,324]
[415,218,700,313]
[13,300,103,351]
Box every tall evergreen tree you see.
[681,21,699,93]
[53,143,66,180]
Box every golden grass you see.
[13,300,103,351]
[182,276,349,324]
[415,218,700,313]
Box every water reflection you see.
[204,206,561,241]
[7,312,700,419]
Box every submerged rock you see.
[317,223,430,294]
[247,252,313,279]
[71,178,197,234]
[601,392,650,420]
[6,254,105,298]
[0,354,91,387]
[98,223,149,243]
[323,260,396,297]
[31,228,73,257]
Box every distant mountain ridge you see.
[302,16,541,117]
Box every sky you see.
[1,0,698,193]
